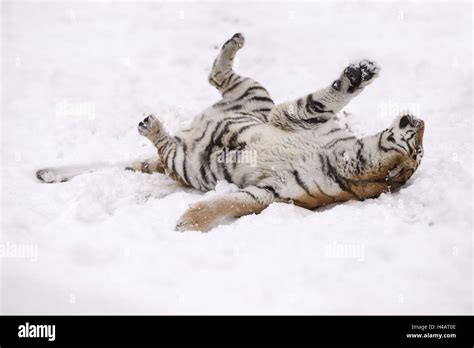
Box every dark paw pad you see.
[138,114,161,137]
[343,60,380,93]
[139,115,153,127]
[344,65,363,90]
[358,60,379,82]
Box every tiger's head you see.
[379,114,425,187]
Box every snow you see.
[1,1,472,314]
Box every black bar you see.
[0,315,472,346]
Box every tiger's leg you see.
[125,158,166,174]
[269,60,380,130]
[138,115,190,186]
[36,117,182,184]
[208,33,245,94]
[36,157,165,184]
[176,186,278,232]
[209,33,274,120]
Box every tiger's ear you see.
[391,114,424,131]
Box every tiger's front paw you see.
[175,204,214,232]
[339,60,380,93]
[138,114,162,138]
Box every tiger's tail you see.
[35,158,164,183]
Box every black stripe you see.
[292,170,318,199]
[313,181,336,200]
[388,130,409,153]
[235,111,263,119]
[378,130,405,154]
[156,137,168,153]
[223,77,248,96]
[228,124,256,148]
[323,156,359,200]
[305,94,332,114]
[251,108,272,113]
[237,111,267,123]
[356,139,366,173]
[213,99,231,107]
[213,120,235,147]
[325,136,356,149]
[324,128,343,136]
[224,115,259,121]
[240,190,258,202]
[248,96,274,104]
[210,77,224,88]
[256,185,279,198]
[318,154,327,176]
[406,131,417,141]
[201,118,258,186]
[222,37,234,47]
[199,120,224,184]
[199,165,209,185]
[170,147,178,175]
[162,143,174,163]
[214,118,257,147]
[235,85,268,101]
[181,142,190,185]
[222,162,232,182]
[378,131,389,152]
[402,138,412,154]
[303,116,328,125]
[222,72,238,89]
[347,85,359,94]
[251,108,272,123]
[283,110,300,124]
[209,166,218,183]
[223,104,243,112]
[192,120,211,150]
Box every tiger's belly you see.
[176,112,360,209]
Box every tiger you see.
[36,33,425,232]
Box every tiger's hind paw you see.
[222,33,245,51]
[36,168,68,183]
[36,169,56,183]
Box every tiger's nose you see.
[414,118,424,129]
[415,119,425,145]
[408,115,424,129]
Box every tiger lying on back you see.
[37,33,425,232]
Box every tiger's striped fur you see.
[37,33,425,232]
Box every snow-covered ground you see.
[1,1,472,314]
